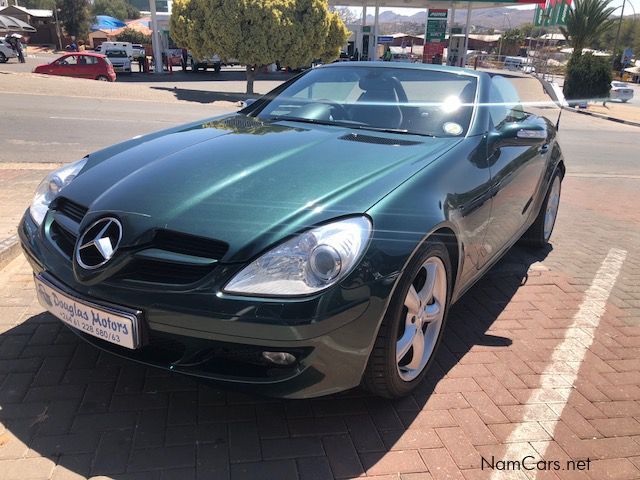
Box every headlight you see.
[224,216,372,296]
[29,158,87,226]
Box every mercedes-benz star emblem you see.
[76,217,123,270]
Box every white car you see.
[104,49,132,74]
[0,38,18,63]
[610,81,634,102]
[98,41,133,59]
[132,44,146,58]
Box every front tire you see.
[96,75,109,81]
[0,52,7,63]
[363,239,451,398]
[523,170,562,248]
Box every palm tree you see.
[560,0,617,59]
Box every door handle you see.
[539,144,550,154]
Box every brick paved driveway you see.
[1,145,640,478]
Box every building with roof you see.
[0,4,56,44]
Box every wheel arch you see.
[428,226,461,296]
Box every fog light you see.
[262,351,296,366]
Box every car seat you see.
[350,74,403,129]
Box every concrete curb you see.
[563,107,640,127]
[0,234,20,270]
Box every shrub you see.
[115,27,151,45]
[563,52,611,101]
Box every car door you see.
[483,75,548,257]
[51,54,79,77]
[76,55,97,79]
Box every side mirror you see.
[493,119,547,147]
[240,98,256,109]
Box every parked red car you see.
[33,52,116,82]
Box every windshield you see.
[106,50,127,58]
[255,66,477,137]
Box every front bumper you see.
[19,210,394,398]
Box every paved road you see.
[558,110,640,176]
[2,80,638,172]
[1,53,292,97]
[1,92,231,164]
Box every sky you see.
[352,0,640,17]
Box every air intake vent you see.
[55,198,88,224]
[49,221,77,258]
[153,230,228,260]
[339,133,422,146]
[116,259,215,285]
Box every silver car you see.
[610,81,634,102]
[0,38,18,63]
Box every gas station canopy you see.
[329,0,540,9]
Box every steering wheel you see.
[318,99,350,121]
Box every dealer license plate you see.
[34,275,140,349]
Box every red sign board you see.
[422,43,445,64]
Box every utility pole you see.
[611,0,626,69]
[52,2,62,51]
[150,0,164,74]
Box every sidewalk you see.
[585,102,640,124]
[0,164,56,255]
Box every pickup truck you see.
[189,53,222,73]
[187,52,238,73]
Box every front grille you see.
[153,230,228,260]
[339,133,422,146]
[55,197,88,223]
[116,258,215,285]
[47,202,228,285]
[49,221,77,258]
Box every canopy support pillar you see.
[150,0,164,74]
[373,2,380,60]
[462,1,471,67]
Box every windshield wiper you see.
[269,116,437,138]
[348,125,436,138]
[268,116,337,127]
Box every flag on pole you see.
[534,0,547,26]
[555,0,572,25]
[544,0,555,26]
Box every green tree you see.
[115,27,151,44]
[563,52,612,100]
[93,0,140,20]
[319,11,349,63]
[499,29,525,56]
[171,0,349,94]
[559,0,616,59]
[58,0,92,39]
[11,0,54,7]
[591,17,640,54]
[520,23,535,37]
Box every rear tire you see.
[96,75,109,81]
[522,170,562,248]
[363,239,451,398]
[0,52,7,63]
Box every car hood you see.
[62,114,460,262]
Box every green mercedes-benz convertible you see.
[20,63,564,398]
